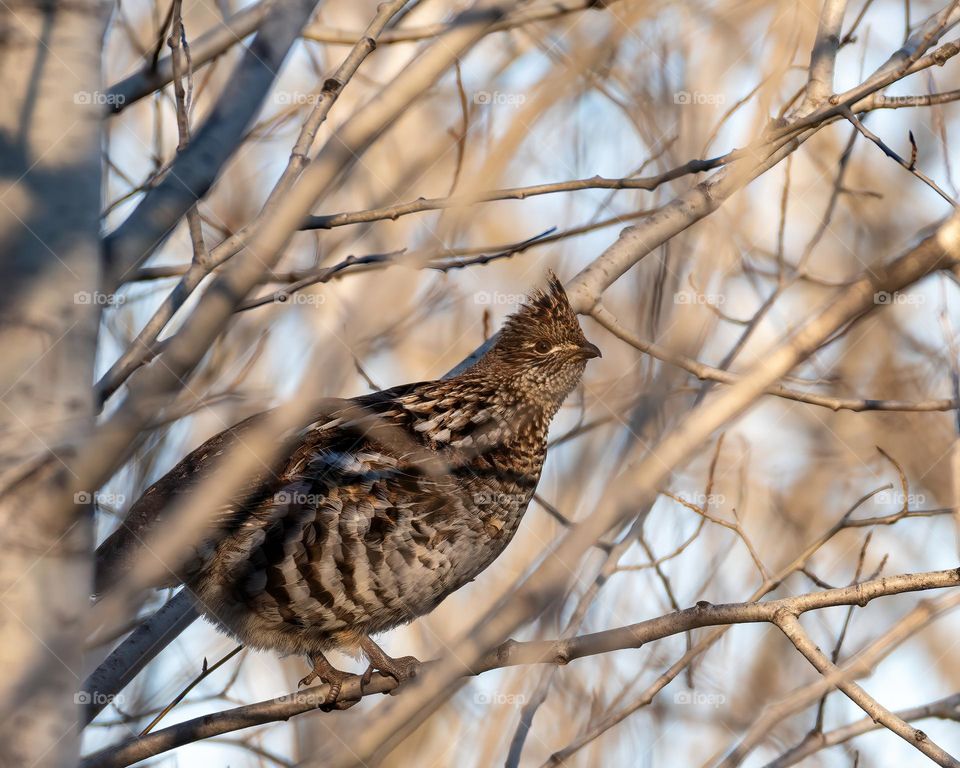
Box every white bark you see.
[0,1,107,765]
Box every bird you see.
[95,273,600,706]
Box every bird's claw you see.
[370,655,421,694]
[358,636,423,695]
[317,671,356,710]
[384,655,422,683]
[299,655,353,710]
[361,664,375,688]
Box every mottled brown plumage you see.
[96,274,599,703]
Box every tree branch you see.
[299,160,725,231]
[106,0,273,115]
[103,0,320,288]
[323,209,960,766]
[82,591,199,725]
[96,0,408,402]
[773,611,959,767]
[800,0,848,113]
[302,0,621,45]
[83,0,512,722]
[592,303,960,412]
[81,568,960,768]
[770,692,960,767]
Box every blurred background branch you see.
[5,0,960,766]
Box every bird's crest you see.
[500,270,579,341]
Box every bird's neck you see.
[453,370,556,471]
[451,366,551,419]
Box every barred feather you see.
[97,274,600,660]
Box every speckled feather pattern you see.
[100,275,598,660]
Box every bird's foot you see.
[299,653,354,710]
[360,655,421,688]
[359,636,422,694]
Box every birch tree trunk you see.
[0,2,106,764]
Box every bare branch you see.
[83,568,960,768]
[103,0,321,288]
[592,303,960,412]
[82,591,199,725]
[325,213,960,767]
[842,106,958,206]
[773,612,959,767]
[800,0,848,113]
[299,160,725,231]
[770,693,960,767]
[302,0,621,45]
[106,0,273,114]
[96,0,410,402]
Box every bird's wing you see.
[94,402,353,592]
[95,383,458,593]
[219,430,466,633]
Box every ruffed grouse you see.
[96,274,600,704]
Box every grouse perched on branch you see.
[96,273,600,704]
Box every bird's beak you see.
[579,341,602,360]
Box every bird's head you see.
[481,272,600,411]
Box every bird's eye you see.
[534,340,552,354]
